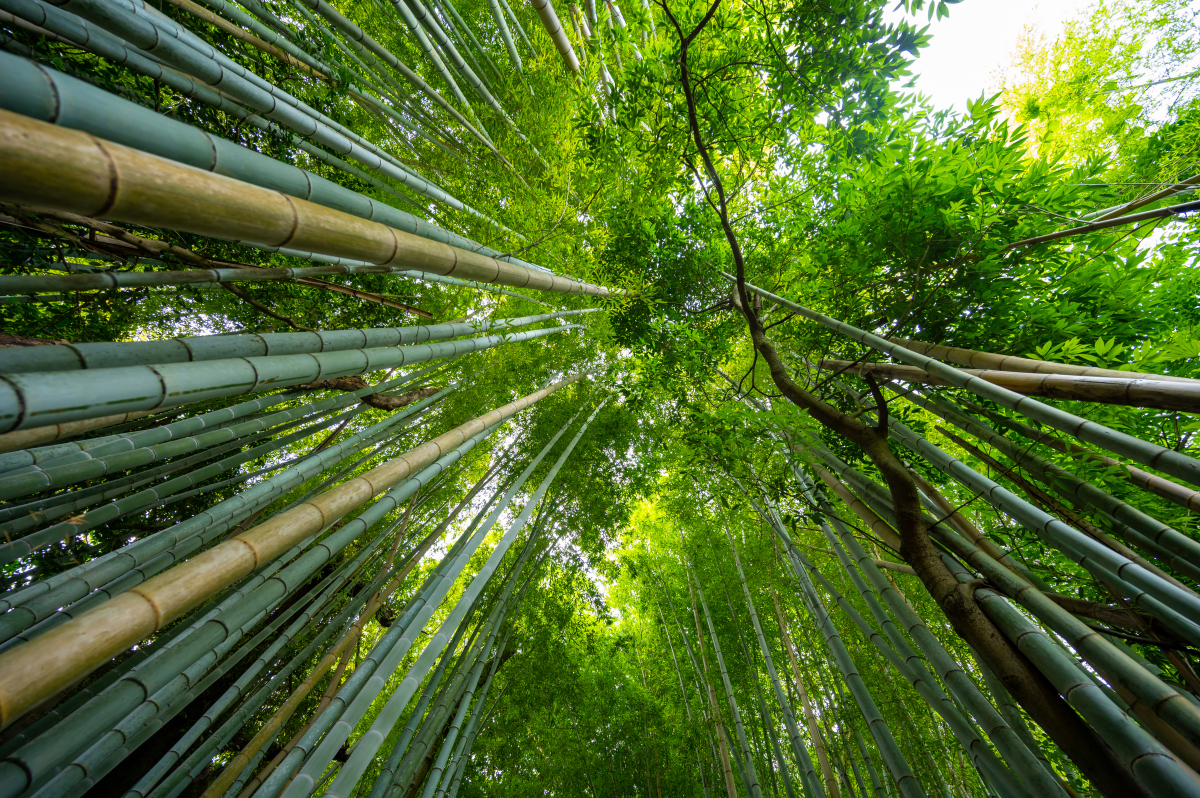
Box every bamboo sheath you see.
[0,110,611,297]
[909,391,1200,578]
[974,404,1200,514]
[819,359,1200,412]
[886,337,1200,384]
[0,377,576,731]
[733,277,1200,488]
[316,398,606,798]
[0,322,574,433]
[0,310,591,374]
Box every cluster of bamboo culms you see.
[0,314,613,798]
[0,0,629,796]
[635,277,1200,798]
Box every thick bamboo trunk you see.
[531,0,579,71]
[818,359,1200,412]
[0,111,613,298]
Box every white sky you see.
[897,0,1096,113]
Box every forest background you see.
[0,0,1198,794]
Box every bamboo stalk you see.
[1004,199,1200,249]
[818,359,1200,412]
[0,110,610,297]
[884,338,1200,384]
[907,390,1200,580]
[530,0,579,71]
[0,309,591,374]
[771,586,838,798]
[0,412,151,455]
[312,397,606,798]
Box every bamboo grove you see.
[0,0,1198,794]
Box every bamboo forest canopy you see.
[0,0,1198,793]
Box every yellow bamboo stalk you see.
[770,585,840,798]
[0,411,152,454]
[871,559,916,576]
[0,376,579,729]
[814,468,902,552]
[160,0,328,80]
[886,338,1200,385]
[819,359,1200,412]
[0,111,615,298]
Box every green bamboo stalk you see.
[387,0,480,124]
[0,380,448,631]
[0,408,352,570]
[877,407,1200,641]
[530,0,579,72]
[671,570,741,798]
[771,587,835,798]
[430,0,503,82]
[798,470,1068,798]
[940,554,1200,797]
[245,469,523,798]
[885,338,1200,385]
[0,324,577,433]
[0,310,589,374]
[817,358,1200,412]
[486,0,522,73]
[414,530,544,798]
[728,276,1200,489]
[57,0,481,220]
[971,402,1200,515]
[911,390,1200,578]
[263,409,578,798]
[753,498,925,798]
